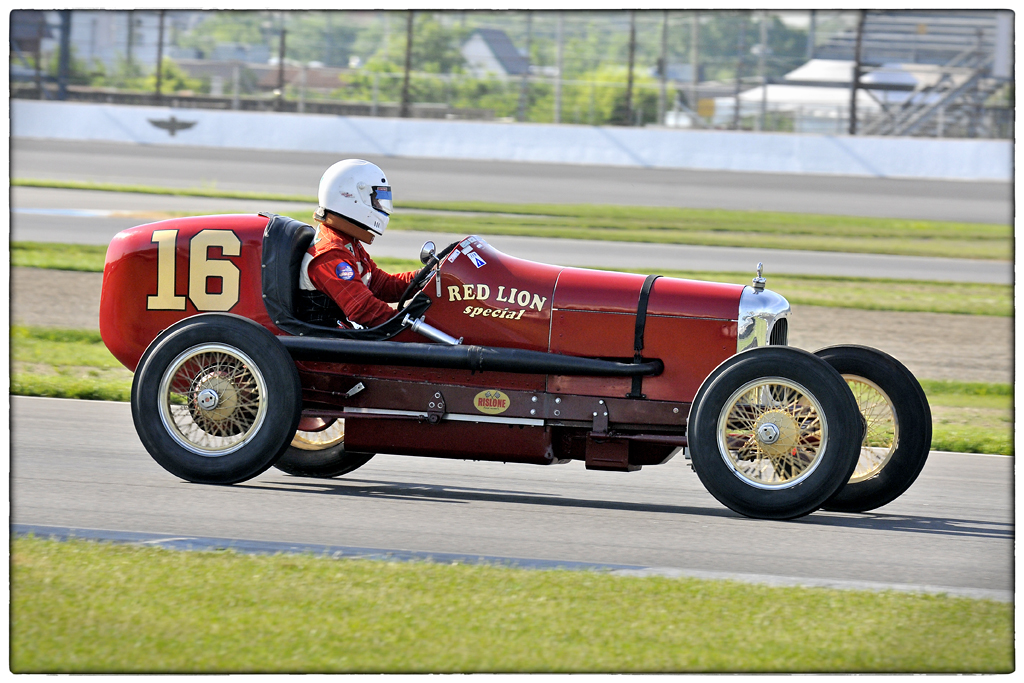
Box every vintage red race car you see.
[99,212,931,520]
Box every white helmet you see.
[315,159,393,236]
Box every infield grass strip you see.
[10,326,133,402]
[13,177,315,203]
[11,536,1012,673]
[389,209,1009,261]
[923,381,1013,456]
[14,179,1010,260]
[12,241,109,272]
[11,243,1012,317]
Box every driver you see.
[297,159,417,328]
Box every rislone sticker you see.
[474,390,510,415]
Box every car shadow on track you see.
[233,476,1012,538]
[798,511,1013,540]
[233,476,738,519]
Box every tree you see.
[175,10,268,59]
[46,45,103,86]
[561,65,659,126]
[283,11,360,67]
[147,58,206,94]
[411,13,468,73]
[357,12,467,73]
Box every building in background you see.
[35,10,203,71]
[10,10,53,82]
[679,10,1012,137]
[460,28,529,78]
[11,9,1012,137]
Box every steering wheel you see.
[397,240,460,310]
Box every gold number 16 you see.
[147,229,242,311]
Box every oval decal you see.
[474,390,510,415]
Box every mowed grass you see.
[921,380,1014,456]
[11,536,1013,673]
[8,327,1012,455]
[12,241,109,272]
[390,203,1011,261]
[14,178,1011,260]
[11,242,1012,317]
[10,327,133,402]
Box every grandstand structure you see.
[813,10,1012,137]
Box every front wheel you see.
[816,345,932,513]
[274,419,376,478]
[687,347,862,520]
[131,315,302,484]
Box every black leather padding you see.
[259,212,430,340]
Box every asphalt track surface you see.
[9,139,1015,599]
[11,138,1012,224]
[11,396,1013,602]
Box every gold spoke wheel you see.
[291,420,346,451]
[717,378,828,490]
[844,375,898,484]
[158,343,268,457]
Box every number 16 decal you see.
[147,229,241,312]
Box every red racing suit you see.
[299,223,415,328]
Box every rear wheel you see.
[274,419,376,478]
[816,345,931,513]
[688,347,862,520]
[131,315,301,484]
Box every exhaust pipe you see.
[279,337,663,377]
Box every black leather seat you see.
[259,212,429,340]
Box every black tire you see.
[274,419,376,478]
[131,314,302,484]
[815,345,932,513]
[688,346,862,520]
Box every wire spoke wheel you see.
[844,375,898,484]
[275,418,376,479]
[158,344,268,457]
[132,314,302,485]
[290,419,346,451]
[688,346,862,520]
[816,345,932,513]
[718,378,827,489]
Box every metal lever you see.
[342,382,365,398]
[402,315,462,346]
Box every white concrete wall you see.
[11,99,1012,182]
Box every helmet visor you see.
[371,186,393,215]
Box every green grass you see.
[11,242,1012,317]
[11,326,122,366]
[15,178,1010,260]
[922,380,1013,455]
[12,241,110,272]
[12,177,315,204]
[388,204,1011,261]
[919,379,1013,397]
[9,326,133,402]
[11,536,1013,673]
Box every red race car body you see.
[101,212,930,519]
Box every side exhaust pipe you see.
[279,337,663,378]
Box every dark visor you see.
[371,186,392,215]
